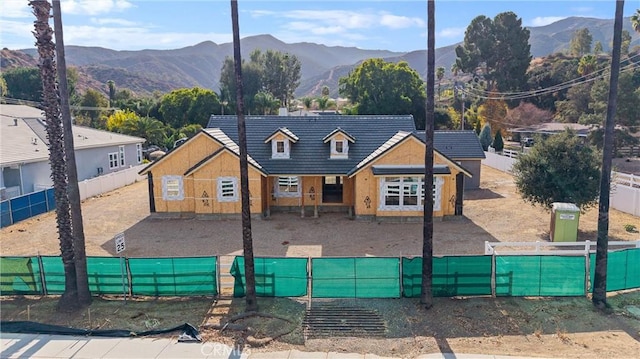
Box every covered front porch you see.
[263,175,355,218]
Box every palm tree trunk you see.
[52,0,91,306]
[420,0,435,309]
[592,0,625,309]
[30,0,78,311]
[230,0,258,312]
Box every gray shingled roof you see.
[207,115,417,175]
[420,130,486,159]
[1,104,145,166]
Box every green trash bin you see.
[550,202,580,242]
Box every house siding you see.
[353,137,461,218]
[148,133,224,213]
[191,150,263,215]
[75,144,141,180]
[19,161,52,193]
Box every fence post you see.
[125,257,132,296]
[491,253,496,297]
[398,256,403,298]
[37,254,47,295]
[215,255,221,297]
[307,256,312,309]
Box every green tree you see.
[569,28,592,56]
[78,89,109,128]
[2,67,42,101]
[455,12,531,93]
[0,76,7,97]
[513,130,600,210]
[594,41,603,54]
[106,80,116,107]
[620,30,632,56]
[632,9,640,33]
[492,130,504,152]
[159,87,220,128]
[302,97,313,111]
[436,66,445,99]
[577,54,598,76]
[258,50,301,108]
[339,58,426,128]
[118,114,166,148]
[253,90,279,115]
[316,96,330,112]
[321,85,330,97]
[478,123,492,151]
[219,57,263,114]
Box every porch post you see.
[314,176,319,218]
[300,176,305,218]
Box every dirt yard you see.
[1,165,638,257]
[1,165,639,358]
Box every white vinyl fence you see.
[78,164,147,201]
[482,151,640,217]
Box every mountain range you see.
[1,16,638,98]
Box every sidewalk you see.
[0,333,554,359]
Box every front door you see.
[322,176,343,203]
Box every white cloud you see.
[380,14,425,29]
[438,27,465,38]
[0,19,34,49]
[527,16,568,27]
[90,17,138,26]
[58,24,230,50]
[62,0,133,16]
[0,0,31,18]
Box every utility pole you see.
[460,87,465,131]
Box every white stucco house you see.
[0,104,145,200]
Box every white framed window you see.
[108,152,118,169]
[379,176,443,211]
[136,144,142,163]
[162,175,184,201]
[217,177,238,202]
[275,176,300,197]
[119,145,125,166]
[330,139,349,159]
[272,139,290,159]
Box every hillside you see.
[2,16,638,98]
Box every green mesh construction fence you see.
[0,257,42,295]
[311,257,400,298]
[590,248,640,292]
[402,256,492,297]
[87,257,128,295]
[128,257,217,296]
[40,256,65,294]
[496,255,585,296]
[231,257,308,297]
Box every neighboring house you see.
[140,115,483,221]
[510,122,593,138]
[0,104,145,199]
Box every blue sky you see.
[0,1,637,52]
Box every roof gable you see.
[264,127,299,143]
[348,132,471,177]
[184,146,266,177]
[322,127,356,143]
